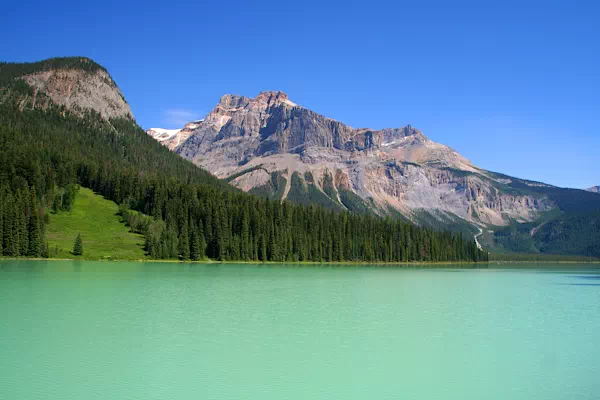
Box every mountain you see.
[147,91,600,257]
[151,91,550,224]
[0,57,132,120]
[587,186,600,193]
[0,57,485,263]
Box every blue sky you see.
[2,0,598,189]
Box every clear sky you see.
[2,0,598,189]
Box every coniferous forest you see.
[0,62,487,263]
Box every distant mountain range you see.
[587,186,600,193]
[2,57,597,258]
[147,91,600,256]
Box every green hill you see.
[45,187,145,260]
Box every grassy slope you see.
[45,188,146,260]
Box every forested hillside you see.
[0,58,487,263]
[480,173,600,258]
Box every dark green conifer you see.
[41,242,50,258]
[190,231,201,261]
[259,233,267,261]
[240,208,250,260]
[0,197,3,254]
[198,231,207,259]
[72,233,83,256]
[3,201,18,256]
[179,224,190,260]
[27,209,41,257]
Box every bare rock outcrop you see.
[21,64,133,120]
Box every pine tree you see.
[240,208,250,260]
[27,209,41,257]
[259,233,267,261]
[198,231,207,259]
[3,200,18,257]
[0,197,3,255]
[190,231,201,261]
[269,226,279,261]
[72,233,83,256]
[178,223,190,260]
[19,187,31,255]
[41,242,50,258]
[144,230,157,258]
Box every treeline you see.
[0,185,44,257]
[118,187,484,262]
[0,76,487,262]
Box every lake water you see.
[1,261,599,399]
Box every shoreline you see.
[1,257,599,265]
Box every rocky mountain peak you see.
[0,57,133,120]
[202,91,300,134]
[256,90,292,105]
[217,94,249,109]
[586,186,600,193]
[216,91,296,112]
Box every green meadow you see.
[45,188,146,260]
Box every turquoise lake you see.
[1,260,599,399]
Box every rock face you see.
[147,91,554,231]
[20,62,133,120]
[586,186,600,193]
[147,120,203,150]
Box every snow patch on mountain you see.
[147,128,182,141]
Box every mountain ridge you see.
[148,91,553,226]
[146,90,600,256]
